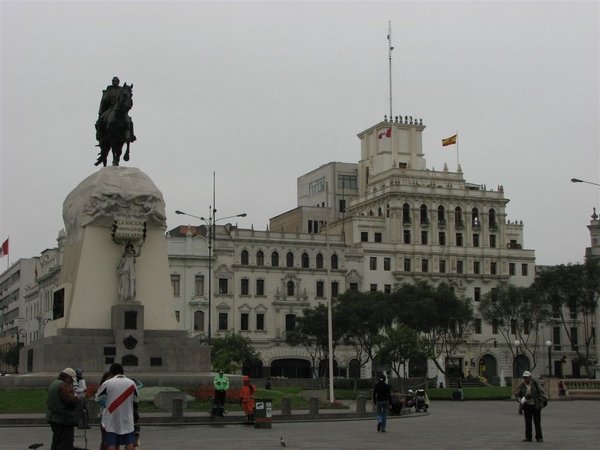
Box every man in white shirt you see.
[95,363,139,450]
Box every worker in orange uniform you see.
[240,376,256,424]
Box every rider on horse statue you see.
[94,76,136,166]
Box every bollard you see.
[172,398,184,419]
[309,397,319,418]
[356,396,366,413]
[281,397,292,418]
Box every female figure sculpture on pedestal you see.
[117,242,140,302]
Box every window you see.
[472,208,480,228]
[384,284,391,294]
[521,264,528,276]
[218,278,228,295]
[316,253,324,269]
[301,253,309,268]
[384,257,391,271]
[524,319,530,335]
[309,177,325,196]
[338,174,357,189]
[474,261,480,274]
[404,258,411,272]
[241,278,249,295]
[403,203,411,223]
[256,251,264,266]
[331,281,339,298]
[218,312,228,331]
[285,314,296,332]
[271,251,279,267]
[491,288,498,302]
[569,305,577,319]
[331,254,339,269]
[193,311,204,331]
[474,287,481,302]
[421,259,429,272]
[492,320,499,334]
[473,234,479,247]
[510,319,517,335]
[369,257,377,270]
[439,232,446,245]
[175,311,180,322]
[339,199,346,213]
[308,220,319,234]
[509,263,515,276]
[553,326,561,350]
[241,250,249,265]
[286,252,294,267]
[454,207,463,226]
[240,313,249,331]
[489,208,497,228]
[438,205,446,224]
[374,232,382,243]
[456,260,464,274]
[571,327,578,350]
[403,230,411,244]
[421,231,428,244]
[287,281,295,296]
[256,279,265,296]
[349,282,358,292]
[420,204,428,224]
[171,274,181,296]
[439,260,446,273]
[194,275,204,297]
[361,232,368,242]
[370,284,378,292]
[489,235,496,248]
[475,318,482,334]
[316,281,324,298]
[256,313,265,331]
[456,233,463,246]
[490,262,497,275]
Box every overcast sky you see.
[1,0,598,267]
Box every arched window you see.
[301,252,309,268]
[437,205,446,224]
[378,207,383,217]
[403,203,411,224]
[420,204,428,224]
[241,250,249,265]
[285,313,297,331]
[287,280,295,296]
[472,207,480,228]
[316,253,324,269]
[455,206,463,225]
[271,251,279,267]
[488,208,497,228]
[193,310,204,331]
[286,252,294,268]
[256,250,264,266]
[331,254,339,270]
[386,204,390,218]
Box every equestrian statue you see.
[94,76,137,166]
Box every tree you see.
[393,281,474,378]
[210,333,261,374]
[479,283,551,372]
[2,344,20,373]
[376,324,429,381]
[285,303,342,378]
[535,260,600,377]
[335,291,394,371]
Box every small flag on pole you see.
[378,128,392,139]
[442,134,457,146]
[0,238,8,258]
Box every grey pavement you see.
[1,401,599,449]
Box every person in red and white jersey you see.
[95,363,139,450]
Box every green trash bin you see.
[253,398,273,428]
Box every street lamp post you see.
[571,178,600,187]
[514,339,521,377]
[13,328,27,374]
[546,340,552,377]
[175,209,246,345]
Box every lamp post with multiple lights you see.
[175,209,246,344]
[546,340,552,377]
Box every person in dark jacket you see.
[46,367,82,450]
[516,370,547,442]
[372,374,391,433]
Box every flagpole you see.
[456,131,459,170]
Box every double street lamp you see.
[175,209,246,344]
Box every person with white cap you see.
[516,370,547,442]
[46,368,84,450]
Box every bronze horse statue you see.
[94,83,135,166]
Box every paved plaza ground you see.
[1,400,598,449]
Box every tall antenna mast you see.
[387,21,394,120]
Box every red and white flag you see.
[378,128,391,139]
[0,239,8,258]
